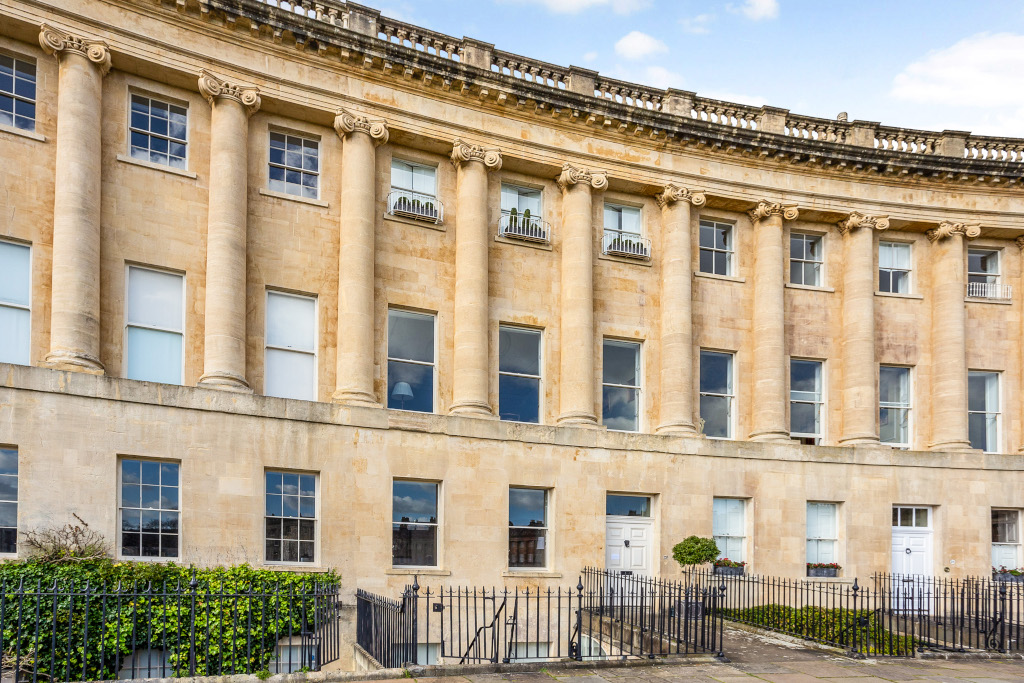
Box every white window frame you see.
[390,158,437,198]
[892,505,931,530]
[601,338,642,432]
[124,265,185,385]
[699,350,734,440]
[264,290,318,401]
[264,470,318,565]
[386,308,437,413]
[0,447,17,556]
[790,358,824,445]
[968,248,1001,285]
[712,498,746,563]
[806,502,838,566]
[268,130,321,199]
[968,370,1001,453]
[508,487,549,571]
[0,239,31,366]
[789,232,824,287]
[127,91,189,169]
[879,365,912,448]
[498,324,543,424]
[0,52,37,132]
[500,183,543,215]
[699,220,734,276]
[391,479,440,569]
[604,203,643,235]
[878,241,912,294]
[117,457,181,561]
[992,509,1022,571]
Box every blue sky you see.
[378,0,1024,137]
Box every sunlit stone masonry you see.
[2,0,1024,667]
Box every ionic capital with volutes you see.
[557,162,608,193]
[450,138,502,170]
[926,221,981,242]
[198,70,261,116]
[334,108,389,145]
[656,183,706,208]
[39,24,111,75]
[748,200,798,223]
[838,211,890,235]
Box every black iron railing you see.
[356,571,725,667]
[0,575,341,682]
[684,569,1022,657]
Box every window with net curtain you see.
[387,310,435,413]
[713,498,745,562]
[604,204,641,234]
[0,241,30,366]
[265,291,317,401]
[498,326,541,423]
[968,371,1000,452]
[878,242,911,294]
[992,510,1021,570]
[806,502,837,565]
[392,480,438,567]
[125,266,183,385]
[501,184,542,219]
[391,159,436,196]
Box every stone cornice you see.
[748,200,799,223]
[926,221,982,242]
[656,184,706,208]
[198,69,261,115]
[334,107,389,144]
[38,23,111,75]
[838,211,890,235]
[450,138,502,170]
[557,162,608,193]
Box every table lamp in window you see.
[391,381,414,409]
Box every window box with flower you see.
[807,562,841,578]
[713,558,746,576]
[994,566,1024,582]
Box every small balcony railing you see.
[967,281,1012,300]
[499,209,551,243]
[602,229,651,260]
[387,188,444,224]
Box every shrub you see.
[672,536,719,569]
[20,515,110,563]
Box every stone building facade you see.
[1,0,1024,599]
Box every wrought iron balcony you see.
[967,281,1012,300]
[499,209,551,243]
[387,189,444,224]
[602,229,651,260]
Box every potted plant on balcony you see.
[806,562,841,578]
[713,558,746,576]
[994,566,1024,582]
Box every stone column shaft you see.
[748,201,799,442]
[928,221,978,451]
[197,71,260,392]
[333,109,388,406]
[838,212,889,445]
[39,25,111,373]
[557,163,607,426]
[656,184,705,435]
[450,139,502,416]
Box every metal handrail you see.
[602,229,651,259]
[387,189,444,224]
[499,209,551,242]
[967,281,1012,300]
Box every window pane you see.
[790,235,805,261]
[699,224,714,248]
[716,226,730,250]
[509,527,546,567]
[393,481,438,523]
[392,524,437,566]
[0,449,16,476]
[388,310,434,363]
[619,206,641,234]
[968,372,998,412]
[499,374,540,423]
[993,510,1019,543]
[892,244,911,269]
[0,306,30,365]
[713,498,744,536]
[969,412,998,452]
[0,241,30,306]
[914,508,928,527]
[387,360,433,412]
[803,262,820,287]
[603,340,639,386]
[390,160,412,189]
[265,349,316,401]
[604,205,620,231]
[606,495,650,517]
[880,408,908,445]
[805,235,822,260]
[412,165,436,195]
[500,185,517,212]
[790,261,803,285]
[266,292,316,351]
[700,351,732,395]
[499,327,540,375]
[700,395,731,438]
[602,386,638,431]
[699,249,714,274]
[791,402,819,436]
[714,251,728,275]
[790,360,821,396]
[127,268,183,331]
[125,327,183,384]
[891,270,909,294]
[509,488,546,527]
[879,366,910,405]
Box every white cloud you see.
[697,90,767,108]
[680,13,714,34]
[614,31,668,60]
[582,51,599,63]
[608,65,684,90]
[727,0,779,21]
[504,0,650,14]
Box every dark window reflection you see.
[265,471,316,563]
[393,481,438,566]
[388,310,435,412]
[120,459,178,559]
[499,327,541,423]
[606,494,650,517]
[509,488,547,568]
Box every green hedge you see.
[0,560,340,681]
[724,604,917,656]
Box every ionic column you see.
[927,221,979,451]
[837,212,889,446]
[1018,236,1024,452]
[332,109,389,406]
[557,163,607,427]
[748,200,799,442]
[196,71,260,392]
[655,184,706,435]
[39,25,111,374]
[449,139,502,417]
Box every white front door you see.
[605,518,652,577]
[891,506,934,612]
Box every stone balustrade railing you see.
[185,0,1024,165]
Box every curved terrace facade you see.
[1,0,1023,646]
